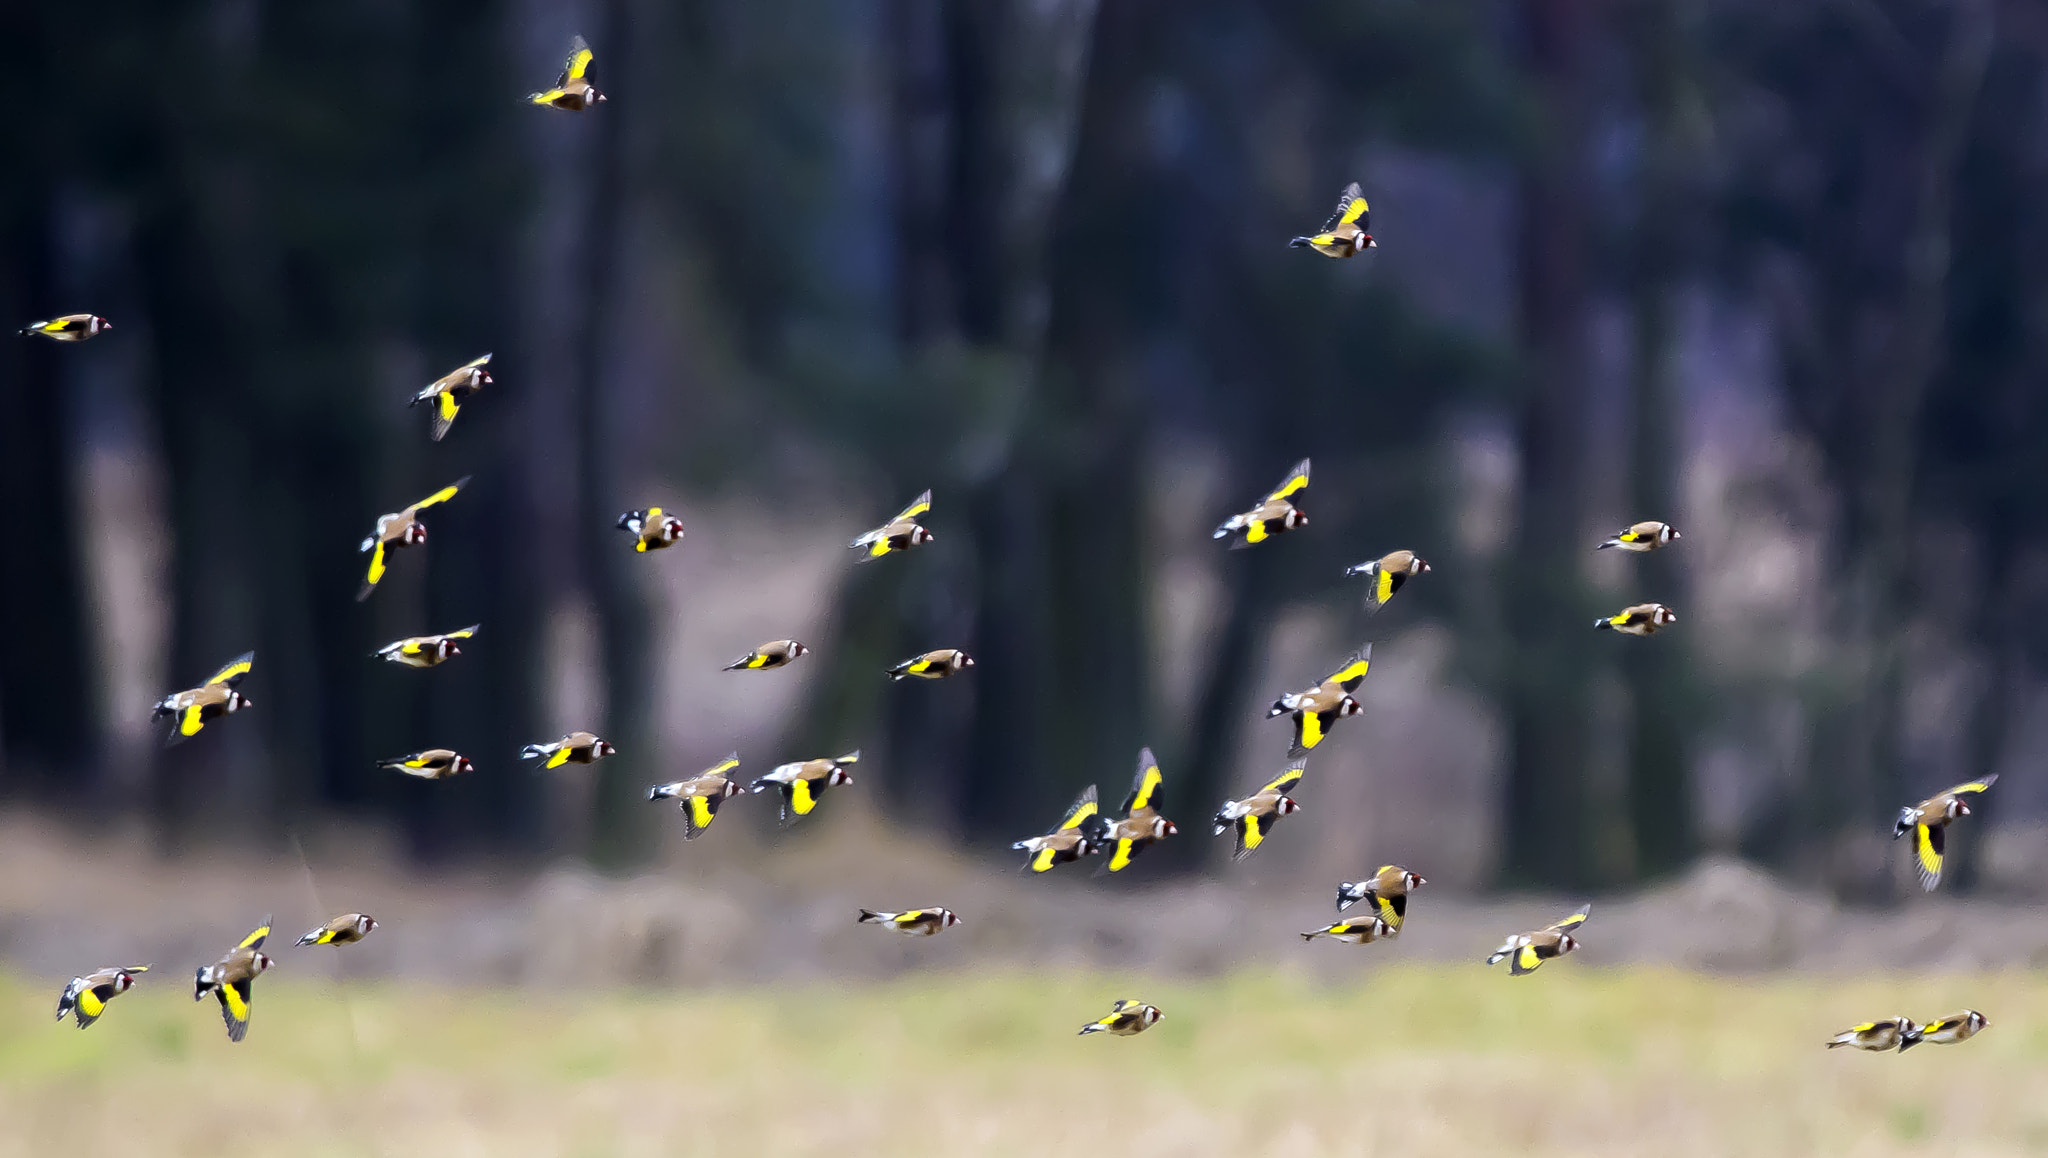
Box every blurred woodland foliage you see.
[4,0,2048,892]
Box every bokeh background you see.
[3,0,2048,1154]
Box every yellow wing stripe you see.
[1262,766,1303,795]
[705,757,740,776]
[1340,196,1369,226]
[1266,473,1310,503]
[1108,840,1137,872]
[220,983,250,1022]
[1130,764,1163,811]
[791,778,819,815]
[1297,712,1325,751]
[366,540,388,587]
[687,796,715,829]
[1328,656,1371,687]
[1060,801,1099,831]
[565,44,593,81]
[1031,847,1057,873]
[1952,780,1996,795]
[240,924,272,949]
[207,654,254,685]
[1916,824,1942,878]
[415,481,463,510]
[180,705,206,737]
[1375,895,1401,929]
[1515,945,1542,973]
[1241,815,1266,851]
[545,747,571,769]
[868,539,891,558]
[1376,569,1395,605]
[437,391,458,422]
[893,493,932,522]
[77,989,105,1017]
[1245,521,1269,544]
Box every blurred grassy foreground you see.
[1,964,2042,1157]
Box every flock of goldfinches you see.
[22,36,1992,1053]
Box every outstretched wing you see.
[218,979,254,1041]
[1056,784,1099,832]
[559,36,594,86]
[359,540,388,601]
[1914,823,1945,891]
[1260,757,1307,797]
[431,390,460,441]
[206,652,255,687]
[1263,459,1311,504]
[410,475,471,513]
[1324,645,1372,692]
[1318,182,1367,233]
[445,624,481,641]
[1123,748,1164,814]
[1509,944,1546,976]
[1547,904,1591,935]
[1945,775,1998,797]
[891,489,933,524]
[240,919,273,951]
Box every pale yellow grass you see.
[1,965,2042,1157]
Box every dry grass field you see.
[0,963,2040,1157]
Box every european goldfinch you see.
[1344,550,1430,613]
[378,749,474,779]
[20,314,111,341]
[529,36,606,110]
[1914,1009,1989,1047]
[1213,459,1310,548]
[1826,1017,1919,1052]
[1103,748,1179,873]
[1078,998,1162,1036]
[856,908,962,936]
[1299,915,1393,945]
[887,649,974,681]
[194,920,272,1042]
[1486,904,1590,976]
[618,508,685,552]
[1212,757,1306,861]
[1597,521,1680,552]
[1335,865,1427,932]
[152,651,254,745]
[375,624,478,669]
[1594,603,1676,636]
[749,750,859,824]
[295,914,377,947]
[54,965,148,1029]
[724,640,808,671]
[1289,182,1375,258]
[358,477,471,601]
[1894,775,1997,891]
[1268,645,1370,758]
[520,732,616,769]
[851,491,933,561]
[408,353,491,441]
[648,754,745,839]
[1012,784,1110,873]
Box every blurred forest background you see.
[4,0,2048,902]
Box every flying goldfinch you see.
[20,313,111,341]
[358,476,470,601]
[408,353,491,441]
[375,624,478,669]
[851,490,933,561]
[152,651,254,746]
[520,731,616,769]
[749,750,859,824]
[1594,603,1676,636]
[1078,998,1163,1036]
[1103,748,1179,873]
[529,36,606,110]
[1893,774,1997,891]
[856,907,962,936]
[617,508,685,552]
[887,649,974,681]
[1268,645,1370,758]
[1212,757,1306,861]
[1486,904,1591,976]
[377,749,474,779]
[1335,866,1427,935]
[1299,915,1393,945]
[1345,550,1430,613]
[1597,520,1680,552]
[724,640,809,671]
[1914,1010,1990,1047]
[1213,458,1310,548]
[1826,1017,1919,1052]
[54,965,148,1029]
[193,920,272,1043]
[1289,182,1375,258]
[295,914,377,947]
[1012,784,1110,873]
[648,753,745,839]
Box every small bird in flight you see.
[1894,775,1997,891]
[296,914,378,947]
[1914,1010,1989,1047]
[725,640,808,671]
[1289,182,1375,258]
[20,314,111,341]
[54,965,148,1029]
[856,908,962,936]
[648,754,746,840]
[1012,784,1109,874]
[618,508,685,552]
[1826,1017,1919,1052]
[851,491,934,561]
[1212,757,1306,861]
[358,477,470,601]
[1345,550,1430,613]
[409,354,491,441]
[1335,865,1427,934]
[1103,748,1178,873]
[1597,521,1680,552]
[1213,459,1310,548]
[375,624,478,669]
[152,651,254,745]
[1078,999,1163,1037]
[750,750,860,824]
[1299,915,1394,945]
[1594,603,1676,637]
[529,36,606,110]
[887,649,974,681]
[194,920,273,1042]
[1486,904,1590,976]
[378,749,474,779]
[1268,645,1370,757]
[521,732,616,769]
